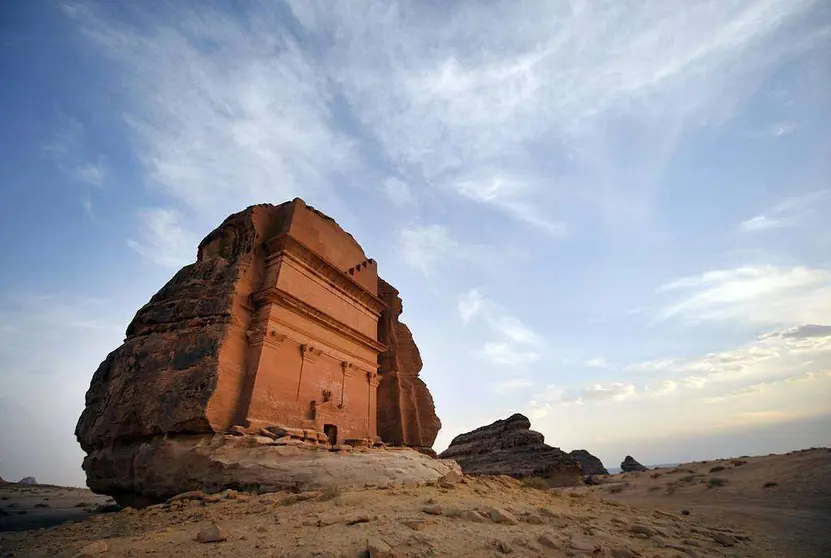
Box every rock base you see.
[82,434,461,507]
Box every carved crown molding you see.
[252,287,387,354]
[264,234,386,315]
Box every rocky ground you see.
[1,448,829,557]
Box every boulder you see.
[569,449,609,476]
[620,455,648,472]
[82,435,460,507]
[438,413,582,486]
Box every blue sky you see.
[1,1,830,486]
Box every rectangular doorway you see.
[323,424,338,445]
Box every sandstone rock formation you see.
[621,455,648,472]
[438,413,582,486]
[78,436,461,507]
[75,199,441,505]
[569,449,609,476]
[18,477,36,485]
[376,279,441,451]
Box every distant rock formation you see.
[438,413,582,486]
[569,449,609,476]
[75,199,442,505]
[621,455,648,472]
[18,476,37,485]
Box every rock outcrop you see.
[18,477,37,485]
[75,199,442,505]
[376,279,441,450]
[82,435,461,507]
[621,455,648,472]
[438,414,582,486]
[569,449,609,476]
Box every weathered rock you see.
[621,456,648,472]
[377,279,442,452]
[75,199,442,504]
[486,507,519,525]
[438,414,582,486]
[569,449,609,476]
[422,503,443,515]
[18,477,37,485]
[78,436,460,507]
[195,523,227,543]
[366,536,394,558]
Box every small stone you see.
[570,534,600,553]
[403,519,429,531]
[538,533,559,549]
[487,507,518,525]
[204,494,222,503]
[495,539,513,554]
[711,532,736,547]
[346,514,371,525]
[610,549,636,558]
[680,509,690,516]
[195,523,227,543]
[75,540,109,557]
[525,513,545,525]
[461,510,487,522]
[630,524,656,537]
[422,504,443,515]
[366,536,394,558]
[220,489,238,500]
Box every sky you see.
[0,1,830,487]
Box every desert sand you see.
[1,448,829,557]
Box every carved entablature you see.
[263,234,386,315]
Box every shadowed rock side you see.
[75,199,442,505]
[569,449,609,476]
[621,455,649,472]
[438,413,582,486]
[376,279,441,454]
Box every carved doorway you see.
[323,424,338,446]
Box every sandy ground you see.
[1,448,829,557]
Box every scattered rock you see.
[681,509,690,515]
[461,510,488,522]
[366,536,394,558]
[422,503,443,515]
[195,523,227,543]
[75,540,109,557]
[710,532,736,547]
[495,539,513,554]
[439,414,582,486]
[346,514,372,525]
[486,507,519,525]
[630,524,657,537]
[538,533,560,549]
[570,534,600,553]
[169,490,205,502]
[621,456,648,472]
[610,548,637,558]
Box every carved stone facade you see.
[76,199,442,495]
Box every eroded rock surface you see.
[569,449,609,476]
[621,455,648,472]
[377,279,441,451]
[438,414,582,486]
[75,199,442,504]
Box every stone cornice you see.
[252,287,387,354]
[264,234,386,315]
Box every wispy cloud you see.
[738,190,829,233]
[44,116,106,215]
[656,265,831,326]
[126,208,197,268]
[584,357,610,368]
[399,225,460,278]
[458,288,542,366]
[383,177,414,207]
